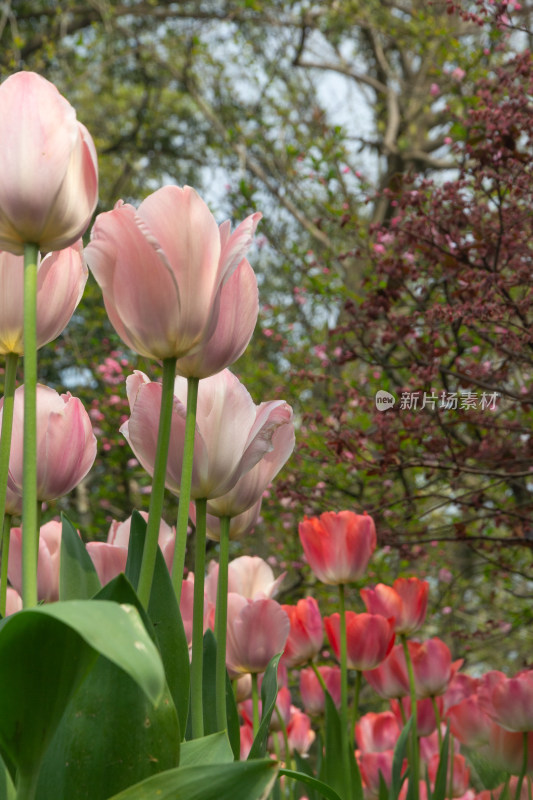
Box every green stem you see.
[351,670,362,736]
[215,515,231,732]
[191,497,207,739]
[276,705,293,775]
[0,351,19,522]
[172,376,199,603]
[22,243,39,609]
[311,661,327,694]
[431,696,442,748]
[0,513,12,616]
[514,731,528,800]
[251,672,260,736]
[137,356,177,608]
[401,635,420,800]
[338,583,352,800]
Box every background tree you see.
[0,0,531,665]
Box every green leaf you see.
[248,653,282,760]
[0,599,165,784]
[319,690,346,800]
[202,629,240,759]
[431,726,450,800]
[280,768,343,800]
[463,746,508,790]
[390,716,412,800]
[59,513,101,600]
[105,759,278,800]
[0,752,15,800]
[125,510,190,734]
[180,732,234,766]
[37,577,180,800]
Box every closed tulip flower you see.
[121,368,293,503]
[298,510,377,585]
[282,597,324,668]
[363,644,410,699]
[5,384,96,501]
[325,611,395,671]
[206,555,285,605]
[360,577,429,635]
[8,520,63,602]
[0,72,98,254]
[409,638,462,698]
[86,185,261,362]
[0,241,87,354]
[175,257,259,378]
[86,512,176,586]
[225,593,290,677]
[479,670,533,733]
[355,711,401,754]
[299,665,342,715]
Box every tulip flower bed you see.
[0,70,531,800]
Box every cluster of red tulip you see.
[0,70,531,800]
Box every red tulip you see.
[287,710,316,756]
[0,72,98,254]
[360,577,429,635]
[391,695,444,737]
[0,242,87,354]
[8,520,63,602]
[298,510,377,585]
[486,725,533,774]
[299,665,342,715]
[325,611,395,671]
[86,512,176,586]
[358,750,395,797]
[5,384,96,502]
[86,185,260,362]
[122,368,293,504]
[225,593,290,676]
[281,597,324,668]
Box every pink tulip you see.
[0,242,87,354]
[358,750,396,797]
[86,512,176,586]
[4,587,22,616]
[86,185,261,361]
[325,611,395,671]
[121,368,293,504]
[240,723,255,760]
[206,555,285,604]
[225,593,290,677]
[8,520,63,602]
[281,597,323,668]
[479,670,533,732]
[409,638,461,698]
[204,415,295,519]
[299,666,342,715]
[486,725,533,774]
[287,710,316,756]
[5,385,96,501]
[176,257,259,378]
[447,695,493,747]
[363,644,410,699]
[0,72,98,254]
[298,510,377,585]
[355,711,401,753]
[360,577,429,635]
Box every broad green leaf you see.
[248,653,282,760]
[463,746,508,790]
[280,768,342,800]
[37,577,180,800]
[59,513,102,601]
[125,510,191,734]
[106,759,278,800]
[202,629,240,759]
[294,752,319,800]
[0,600,164,782]
[180,732,234,766]
[0,752,15,800]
